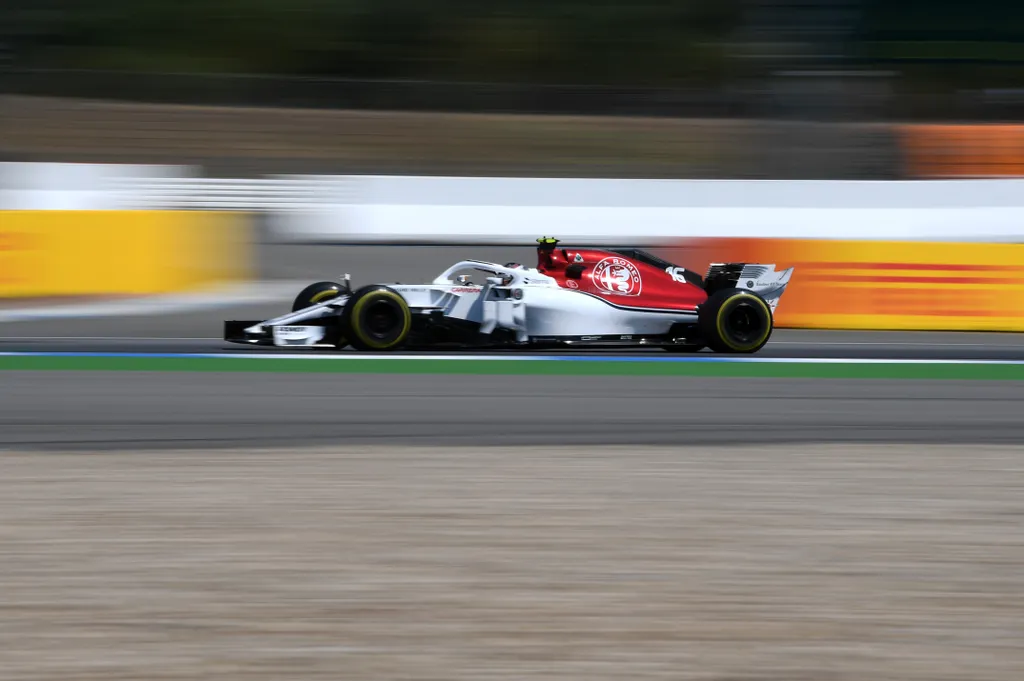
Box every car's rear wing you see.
[705,262,794,312]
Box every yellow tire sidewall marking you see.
[309,289,339,304]
[715,292,772,351]
[350,290,412,349]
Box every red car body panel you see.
[535,245,707,312]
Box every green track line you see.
[3,355,1024,380]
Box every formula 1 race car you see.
[224,238,794,353]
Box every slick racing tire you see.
[292,281,349,349]
[342,285,413,351]
[292,281,345,311]
[698,288,773,354]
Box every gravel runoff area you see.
[2,444,1022,680]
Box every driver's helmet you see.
[501,262,525,285]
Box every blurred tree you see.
[10,0,1021,97]
[852,0,1024,96]
[16,0,743,85]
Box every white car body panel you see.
[236,258,791,348]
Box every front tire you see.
[698,288,773,353]
[342,285,413,351]
[292,281,345,311]
[292,281,349,349]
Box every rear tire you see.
[342,285,413,351]
[698,288,773,353]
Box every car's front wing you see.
[224,318,346,347]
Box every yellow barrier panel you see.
[0,211,251,298]
[659,238,1024,331]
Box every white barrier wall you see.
[265,175,1024,244]
[0,163,189,210]
[6,164,1024,244]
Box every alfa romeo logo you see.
[593,257,642,296]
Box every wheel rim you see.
[722,300,767,347]
[361,298,406,344]
[367,301,398,335]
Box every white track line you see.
[772,340,1023,347]
[3,351,1024,365]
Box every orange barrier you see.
[659,239,1024,331]
[898,124,1024,178]
[0,211,251,297]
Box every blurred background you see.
[2,0,1023,179]
[6,7,1024,681]
[5,0,1024,328]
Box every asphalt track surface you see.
[3,244,1024,450]
[2,369,1023,450]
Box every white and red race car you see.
[224,237,794,353]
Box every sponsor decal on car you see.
[665,266,690,284]
[594,257,642,296]
[272,325,327,345]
